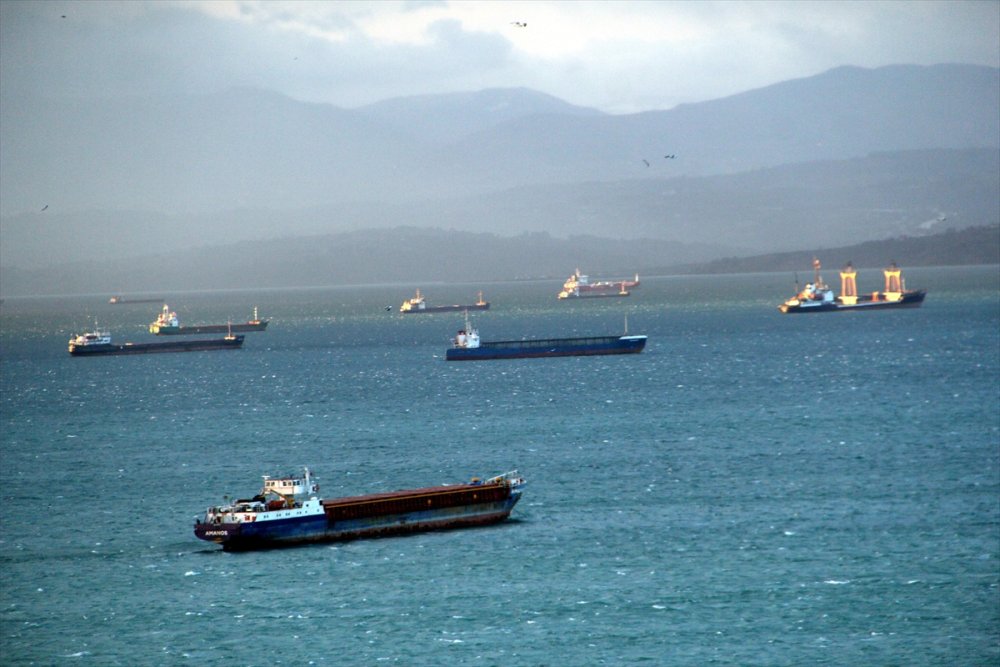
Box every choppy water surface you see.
[1,267,998,665]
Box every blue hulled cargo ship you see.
[194,468,524,551]
[446,319,646,361]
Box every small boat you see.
[400,289,490,314]
[446,315,646,361]
[149,305,269,334]
[68,327,244,356]
[779,259,927,314]
[193,468,525,551]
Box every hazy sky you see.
[1,0,997,113]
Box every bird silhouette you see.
[664,154,676,159]
[642,159,650,167]
[41,205,48,211]
[511,21,527,27]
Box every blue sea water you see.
[1,266,998,666]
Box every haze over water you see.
[1,266,997,665]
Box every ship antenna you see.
[624,313,629,335]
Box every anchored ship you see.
[446,316,646,361]
[400,289,490,314]
[559,269,639,299]
[109,295,162,305]
[68,327,244,356]
[149,305,269,334]
[194,468,525,551]
[779,259,927,314]
[559,282,631,299]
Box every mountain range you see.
[1,224,995,298]
[0,63,997,295]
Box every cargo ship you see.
[149,305,269,334]
[400,289,490,314]
[561,269,639,296]
[68,327,244,356]
[446,318,646,361]
[558,282,631,299]
[109,295,162,305]
[194,468,524,551]
[779,259,927,314]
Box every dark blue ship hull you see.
[447,335,646,361]
[779,290,927,314]
[69,336,244,356]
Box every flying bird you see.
[41,205,48,211]
[664,154,676,159]
[511,21,527,27]
[642,159,650,167]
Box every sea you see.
[1,266,997,666]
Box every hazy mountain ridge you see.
[2,64,995,217]
[357,87,604,144]
[2,148,995,270]
[656,225,1000,275]
[2,64,998,290]
[1,224,994,298]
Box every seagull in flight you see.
[642,159,650,167]
[664,154,676,159]
[511,21,527,27]
[41,205,48,211]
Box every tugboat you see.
[400,289,490,314]
[149,305,269,334]
[778,259,927,313]
[194,468,525,551]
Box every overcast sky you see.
[1,0,998,113]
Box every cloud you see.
[1,0,997,114]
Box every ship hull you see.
[195,483,520,551]
[779,290,926,314]
[402,303,490,314]
[69,336,244,356]
[575,282,639,292]
[152,321,268,335]
[559,291,629,299]
[447,335,646,361]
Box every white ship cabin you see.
[262,467,320,501]
[400,289,426,312]
[453,315,480,349]
[69,330,111,346]
[155,305,179,327]
[200,468,323,525]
